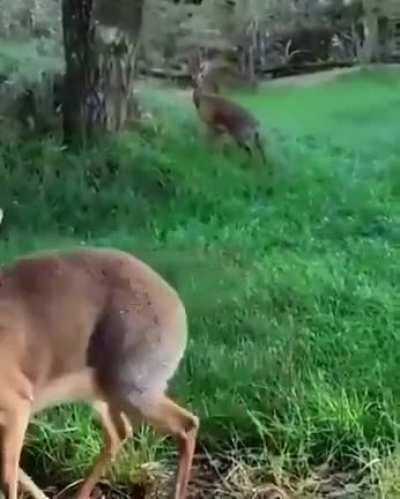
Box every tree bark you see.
[62,0,100,144]
[96,32,138,132]
[360,11,380,63]
[61,0,144,145]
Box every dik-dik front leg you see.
[13,402,131,499]
[0,400,31,499]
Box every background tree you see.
[61,0,145,144]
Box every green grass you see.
[1,67,400,493]
[0,39,63,82]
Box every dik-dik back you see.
[193,88,259,137]
[0,249,185,387]
[0,248,198,499]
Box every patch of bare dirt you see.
[41,453,371,499]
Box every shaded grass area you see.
[1,68,400,493]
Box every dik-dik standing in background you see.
[192,60,267,166]
[0,247,198,499]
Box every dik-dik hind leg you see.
[122,394,199,499]
[15,368,102,499]
[0,401,31,499]
[254,132,267,166]
[76,401,132,499]
[233,133,252,158]
[236,134,266,168]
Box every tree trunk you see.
[360,11,379,63]
[62,0,98,144]
[96,33,139,131]
[61,0,144,145]
[352,21,364,60]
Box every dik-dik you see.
[192,64,266,165]
[0,247,198,499]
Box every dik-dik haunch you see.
[0,247,198,499]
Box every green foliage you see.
[1,67,400,490]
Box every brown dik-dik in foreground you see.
[192,65,266,165]
[0,247,198,499]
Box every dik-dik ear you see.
[196,60,222,94]
[192,63,206,88]
[197,60,210,82]
[188,53,204,89]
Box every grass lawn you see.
[1,66,400,496]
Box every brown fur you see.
[192,65,266,165]
[0,247,199,499]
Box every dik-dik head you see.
[194,58,256,95]
[191,60,220,100]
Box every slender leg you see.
[14,371,124,499]
[15,368,101,499]
[175,422,198,499]
[122,395,199,499]
[254,132,267,166]
[18,469,49,499]
[75,401,132,499]
[1,401,31,499]
[237,140,253,157]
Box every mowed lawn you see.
[1,67,400,490]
